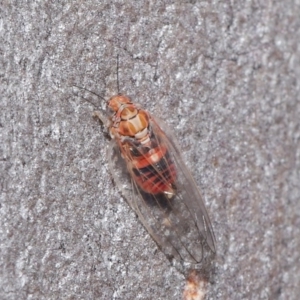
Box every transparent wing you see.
[107,117,216,269]
[151,117,216,254]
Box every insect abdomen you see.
[132,147,177,195]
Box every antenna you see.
[72,84,106,108]
[116,54,120,94]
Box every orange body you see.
[108,95,176,196]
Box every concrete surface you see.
[1,1,300,299]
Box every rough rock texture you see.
[1,1,299,299]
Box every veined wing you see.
[150,117,216,255]
[107,116,216,269]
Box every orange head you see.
[107,95,132,112]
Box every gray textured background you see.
[1,1,300,299]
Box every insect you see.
[74,57,216,276]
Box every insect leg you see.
[93,111,110,128]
